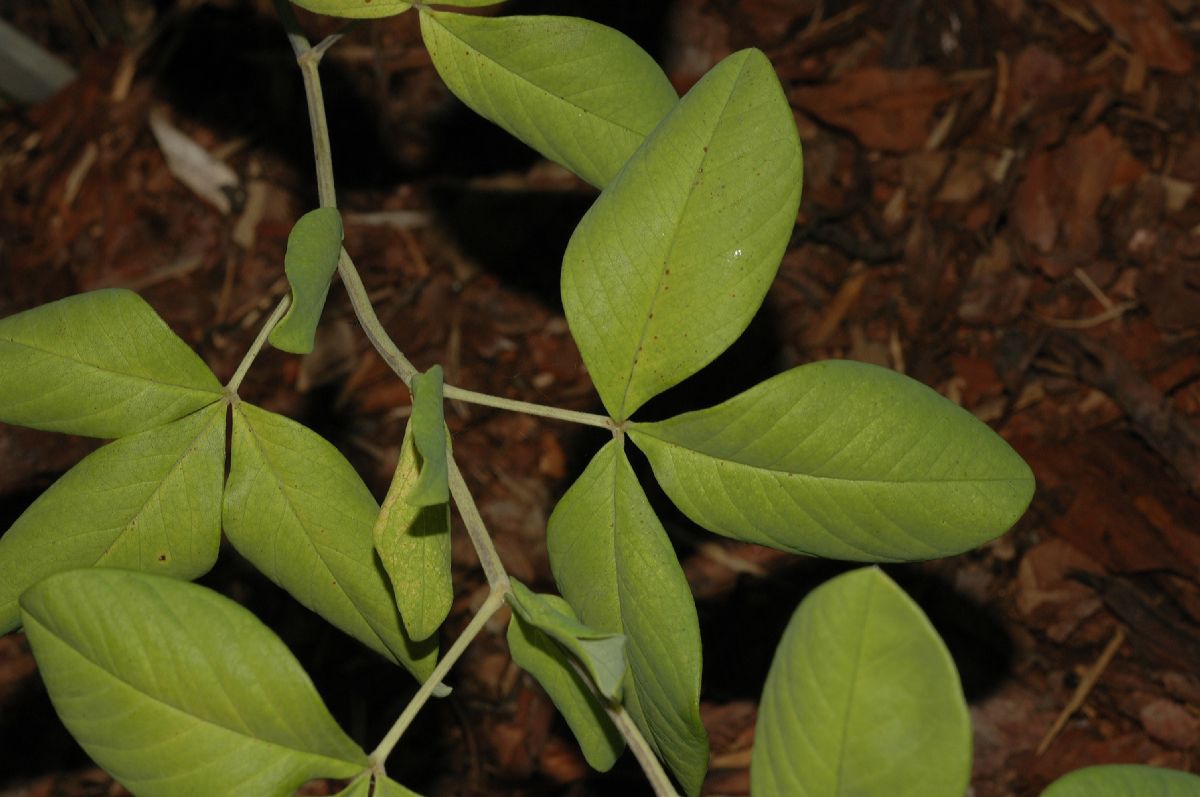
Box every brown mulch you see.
[1,0,1198,795]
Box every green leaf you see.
[507,586,625,772]
[269,208,344,355]
[223,402,438,684]
[1041,764,1200,796]
[333,774,425,797]
[408,365,449,506]
[562,49,802,420]
[332,779,371,797]
[429,0,506,6]
[508,579,626,700]
[290,0,502,17]
[374,419,453,641]
[0,289,223,438]
[629,360,1035,561]
[0,403,225,634]
[289,0,411,20]
[373,775,426,797]
[419,10,677,188]
[547,440,708,795]
[20,569,368,797]
[751,567,971,797]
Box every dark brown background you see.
[1,0,1198,794]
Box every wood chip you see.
[61,140,96,208]
[147,108,239,214]
[805,267,869,347]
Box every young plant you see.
[2,2,1195,795]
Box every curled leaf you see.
[408,364,449,507]
[548,440,708,795]
[508,579,626,700]
[223,403,439,684]
[507,585,625,772]
[270,208,344,355]
[374,419,453,641]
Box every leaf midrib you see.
[238,408,395,659]
[95,405,224,565]
[1,337,221,396]
[425,10,648,140]
[633,430,1031,486]
[834,576,874,790]
[602,445,660,761]
[615,54,750,419]
[22,611,364,773]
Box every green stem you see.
[448,454,510,591]
[274,0,335,208]
[225,295,291,396]
[278,5,513,595]
[370,589,509,769]
[310,28,350,59]
[443,385,614,429]
[270,6,678,795]
[275,0,512,717]
[337,248,509,587]
[339,243,610,430]
[337,248,418,383]
[273,0,310,58]
[606,703,681,797]
[275,0,613,433]
[297,67,336,207]
[270,4,676,793]
[561,657,680,797]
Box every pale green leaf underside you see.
[429,0,507,7]
[0,289,222,438]
[419,10,677,189]
[223,403,438,683]
[408,365,449,506]
[373,775,426,797]
[562,48,803,420]
[331,779,370,797]
[333,775,425,796]
[630,360,1035,561]
[289,0,411,19]
[507,589,625,772]
[751,567,971,797]
[374,420,453,641]
[508,579,626,700]
[20,569,367,797]
[290,0,504,17]
[1041,765,1200,796]
[547,440,708,796]
[0,404,225,634]
[270,208,344,355]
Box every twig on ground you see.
[1036,625,1126,756]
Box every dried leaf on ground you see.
[1012,125,1145,274]
[791,67,956,152]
